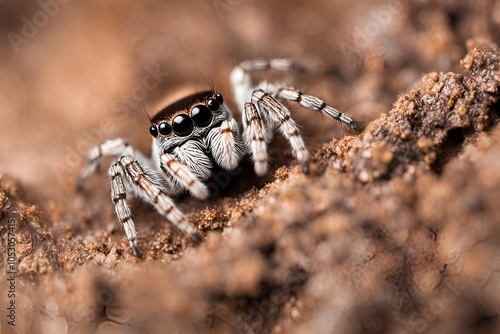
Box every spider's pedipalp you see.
[206,119,245,171]
[160,153,209,199]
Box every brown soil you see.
[1,1,500,333]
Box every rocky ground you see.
[1,0,500,333]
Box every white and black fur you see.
[78,58,357,257]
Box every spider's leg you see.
[251,89,310,174]
[275,87,357,130]
[78,138,139,191]
[160,153,209,199]
[116,155,201,256]
[206,119,245,171]
[242,102,268,176]
[234,58,311,75]
[230,58,310,115]
[109,160,141,257]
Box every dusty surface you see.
[1,0,500,333]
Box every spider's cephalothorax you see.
[148,90,245,197]
[78,58,356,257]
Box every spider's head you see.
[149,91,226,145]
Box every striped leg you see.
[78,138,132,191]
[251,89,310,173]
[276,87,357,130]
[112,155,201,257]
[242,102,268,176]
[233,58,311,75]
[230,59,312,115]
[109,161,141,257]
[160,153,209,199]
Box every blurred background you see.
[2,1,500,333]
[1,0,493,204]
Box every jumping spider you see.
[78,58,356,257]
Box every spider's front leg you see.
[230,58,358,175]
[251,89,311,173]
[109,161,141,257]
[243,86,358,175]
[242,102,269,176]
[111,155,201,257]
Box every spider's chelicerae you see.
[78,58,356,257]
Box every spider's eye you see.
[215,92,224,104]
[172,114,194,136]
[207,98,220,112]
[158,122,172,136]
[191,104,213,127]
[149,125,158,137]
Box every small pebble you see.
[106,305,133,324]
[38,315,68,334]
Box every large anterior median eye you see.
[191,105,213,127]
[172,114,194,136]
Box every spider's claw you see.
[350,120,362,132]
[75,178,86,193]
[300,161,310,174]
[189,232,203,245]
[130,240,143,258]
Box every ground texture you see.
[1,0,500,333]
